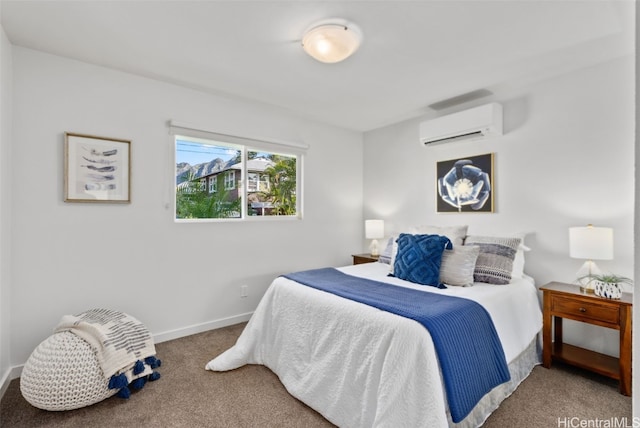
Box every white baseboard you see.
[152,312,252,344]
[0,365,22,400]
[0,366,12,399]
[0,312,253,401]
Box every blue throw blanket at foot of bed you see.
[282,268,510,423]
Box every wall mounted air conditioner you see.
[419,102,503,146]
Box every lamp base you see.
[575,260,602,294]
[369,239,380,257]
[575,260,603,278]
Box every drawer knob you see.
[579,307,587,313]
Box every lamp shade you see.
[569,225,613,260]
[302,20,362,63]
[365,219,384,239]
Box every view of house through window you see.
[175,136,299,220]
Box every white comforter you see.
[206,263,542,428]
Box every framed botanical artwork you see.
[436,152,494,213]
[64,133,131,203]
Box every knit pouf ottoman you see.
[20,309,161,411]
[20,331,116,411]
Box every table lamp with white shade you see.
[365,220,384,256]
[569,224,614,293]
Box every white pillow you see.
[388,237,399,275]
[440,245,481,287]
[410,225,468,247]
[379,236,395,265]
[508,232,531,279]
[512,248,525,279]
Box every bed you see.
[206,232,543,428]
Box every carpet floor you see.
[1,322,632,427]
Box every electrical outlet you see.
[240,285,248,297]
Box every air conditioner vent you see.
[420,103,503,146]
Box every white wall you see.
[8,47,363,368]
[363,56,634,357]
[0,10,14,394]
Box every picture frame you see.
[436,152,494,213]
[64,132,131,203]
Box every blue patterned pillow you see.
[392,234,453,288]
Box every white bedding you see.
[206,262,543,427]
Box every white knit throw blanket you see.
[55,308,156,381]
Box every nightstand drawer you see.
[551,295,619,324]
[352,254,379,265]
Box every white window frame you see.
[246,172,270,193]
[247,172,258,192]
[171,121,306,222]
[224,170,236,190]
[258,173,270,192]
[209,176,217,193]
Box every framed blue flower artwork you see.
[436,153,494,213]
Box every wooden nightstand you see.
[541,281,632,396]
[352,254,379,265]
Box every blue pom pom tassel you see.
[133,360,145,375]
[145,356,161,369]
[108,373,128,390]
[117,386,131,399]
[131,376,147,390]
[148,371,161,382]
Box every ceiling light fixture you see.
[302,19,362,64]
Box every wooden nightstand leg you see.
[553,316,563,344]
[542,293,552,368]
[619,305,632,396]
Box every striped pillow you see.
[464,235,522,285]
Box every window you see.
[224,170,236,190]
[247,173,258,192]
[173,128,304,221]
[247,172,270,193]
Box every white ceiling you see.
[1,0,634,132]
